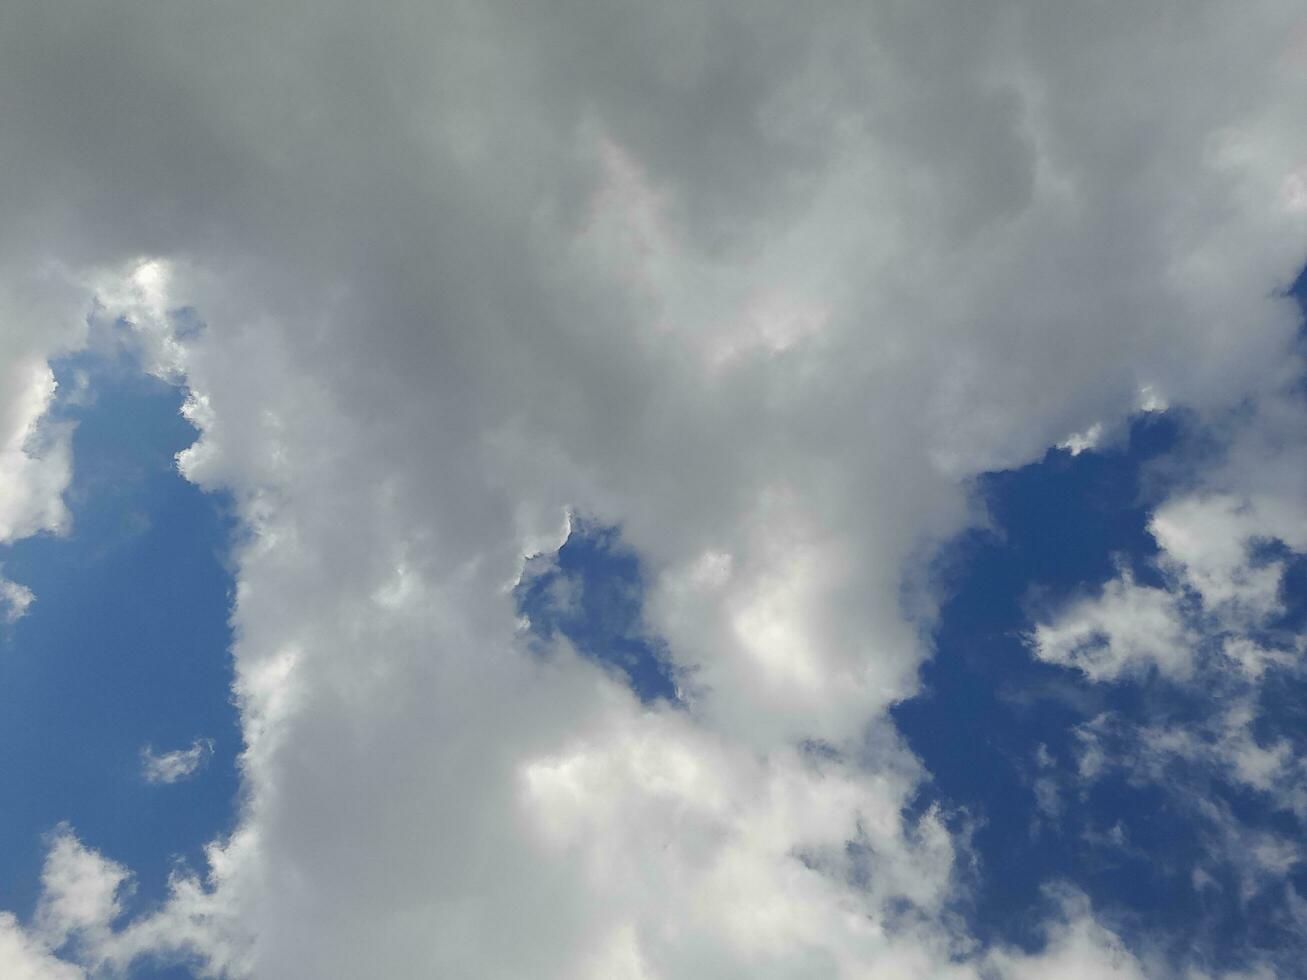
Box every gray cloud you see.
[0,0,1304,976]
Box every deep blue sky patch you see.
[516,518,679,704]
[0,326,239,975]
[894,401,1307,974]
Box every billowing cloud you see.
[34,829,130,956]
[0,913,81,980]
[0,0,1304,976]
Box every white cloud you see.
[0,569,35,624]
[0,270,96,624]
[1152,496,1292,623]
[0,913,81,980]
[0,361,72,546]
[1032,570,1194,680]
[1058,422,1105,456]
[0,0,1305,976]
[0,826,247,979]
[986,891,1149,980]
[34,828,129,954]
[141,739,215,785]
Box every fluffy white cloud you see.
[986,891,1149,980]
[34,829,129,955]
[0,0,1305,976]
[0,914,81,980]
[0,356,77,619]
[0,360,71,545]
[0,827,246,979]
[1031,569,1193,680]
[0,262,95,621]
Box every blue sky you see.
[899,411,1307,971]
[0,331,239,977]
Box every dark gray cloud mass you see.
[0,1,1304,976]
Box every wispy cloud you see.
[140,738,214,785]
[0,572,34,624]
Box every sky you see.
[0,2,1305,978]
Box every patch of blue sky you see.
[519,394,1306,973]
[895,414,1190,944]
[894,270,1307,973]
[515,517,680,705]
[0,321,239,976]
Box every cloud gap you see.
[516,517,681,705]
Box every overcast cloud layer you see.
[1,1,1306,976]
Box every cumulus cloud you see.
[140,739,215,785]
[0,361,72,544]
[0,0,1305,976]
[0,913,81,980]
[0,358,75,619]
[34,828,129,955]
[0,826,247,979]
[1031,569,1194,680]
